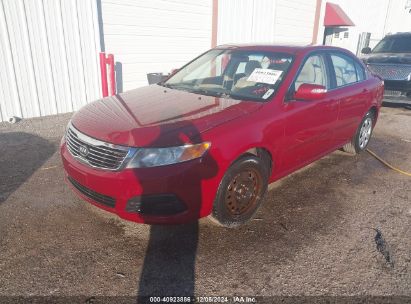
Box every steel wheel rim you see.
[359,117,372,149]
[225,169,262,216]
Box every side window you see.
[330,54,358,87]
[355,62,366,81]
[295,55,327,90]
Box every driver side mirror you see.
[294,83,327,101]
[361,47,372,54]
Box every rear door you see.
[280,53,340,172]
[327,52,369,146]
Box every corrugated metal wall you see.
[217,0,317,45]
[100,0,213,91]
[274,0,317,43]
[217,0,276,44]
[0,0,101,122]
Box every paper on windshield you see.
[247,68,283,84]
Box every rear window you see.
[372,36,411,53]
[331,54,358,87]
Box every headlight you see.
[126,142,211,168]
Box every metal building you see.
[0,0,409,122]
[0,0,213,122]
[217,0,320,45]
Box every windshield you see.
[372,36,411,53]
[161,49,294,101]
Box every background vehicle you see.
[61,45,384,227]
[361,32,411,103]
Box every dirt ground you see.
[0,106,410,303]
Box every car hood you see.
[363,52,411,65]
[71,85,262,147]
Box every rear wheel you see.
[210,155,268,228]
[343,111,374,154]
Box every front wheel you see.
[342,111,374,154]
[209,155,268,228]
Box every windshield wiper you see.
[159,82,172,88]
[213,89,264,101]
[159,84,263,101]
[223,92,263,102]
[159,83,195,93]
[190,88,263,101]
[188,88,223,97]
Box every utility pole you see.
[382,0,392,35]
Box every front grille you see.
[367,64,411,81]
[66,124,131,171]
[384,90,402,96]
[68,176,116,208]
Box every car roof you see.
[214,43,352,56]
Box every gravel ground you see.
[0,107,410,303]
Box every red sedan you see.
[61,45,384,227]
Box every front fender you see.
[199,108,284,215]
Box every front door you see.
[280,53,339,172]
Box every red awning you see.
[324,2,355,27]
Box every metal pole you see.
[107,54,116,96]
[99,52,108,97]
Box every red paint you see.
[211,0,218,47]
[107,54,116,95]
[294,83,327,100]
[70,88,261,147]
[99,52,116,97]
[62,45,384,225]
[99,52,108,97]
[324,3,355,27]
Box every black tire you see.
[343,111,374,154]
[210,155,269,228]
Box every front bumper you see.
[61,141,221,224]
[383,80,411,103]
